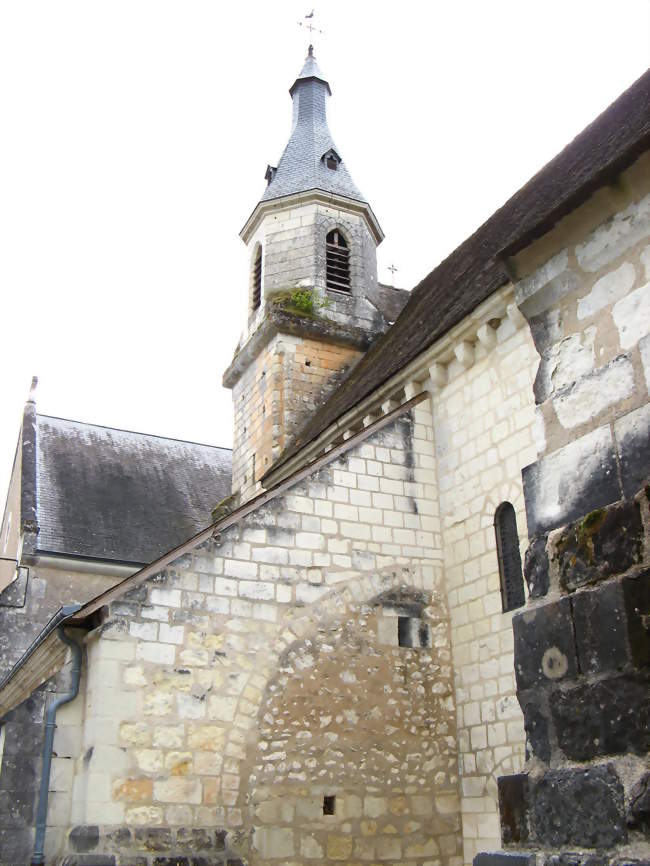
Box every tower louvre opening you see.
[326,229,350,291]
[252,247,262,310]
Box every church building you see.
[0,46,648,866]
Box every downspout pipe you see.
[31,606,83,866]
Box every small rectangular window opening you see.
[323,795,336,815]
[398,616,412,648]
[398,616,430,648]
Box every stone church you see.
[0,45,648,866]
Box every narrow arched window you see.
[252,246,262,311]
[326,229,350,291]
[494,502,525,612]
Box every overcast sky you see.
[1,1,649,505]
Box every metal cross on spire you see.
[298,9,323,36]
[387,264,399,285]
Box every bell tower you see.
[224,46,387,501]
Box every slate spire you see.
[260,45,366,204]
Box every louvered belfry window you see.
[494,502,526,612]
[252,247,262,311]
[326,229,350,291]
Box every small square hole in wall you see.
[398,616,430,648]
[305,359,311,366]
[323,795,336,815]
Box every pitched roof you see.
[266,68,650,477]
[260,46,367,204]
[32,415,232,565]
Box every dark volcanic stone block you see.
[513,598,578,691]
[628,771,650,833]
[531,764,626,847]
[571,581,629,674]
[69,825,100,852]
[551,674,650,761]
[555,500,643,592]
[0,825,33,866]
[474,853,536,866]
[134,827,173,851]
[498,774,530,844]
[152,859,190,866]
[176,828,213,851]
[524,536,550,598]
[543,855,609,866]
[623,570,650,668]
[517,689,551,764]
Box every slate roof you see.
[260,46,367,204]
[266,68,650,478]
[32,415,232,565]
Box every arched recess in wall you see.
[494,501,525,612]
[245,573,458,859]
[251,244,262,311]
[326,228,351,291]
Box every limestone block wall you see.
[230,332,362,499]
[516,177,650,537]
[431,315,539,864]
[52,406,464,866]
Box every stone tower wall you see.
[230,333,362,500]
[228,198,383,502]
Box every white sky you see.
[1,0,649,505]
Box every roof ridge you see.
[36,414,232,452]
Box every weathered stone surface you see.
[523,536,549,598]
[554,500,643,592]
[575,192,650,273]
[474,853,536,866]
[552,355,634,430]
[60,857,117,866]
[612,281,650,350]
[614,403,650,498]
[623,570,650,668]
[513,598,578,691]
[551,674,650,761]
[134,827,173,851]
[571,581,629,675]
[531,764,627,848]
[515,248,581,318]
[498,774,529,844]
[577,262,636,320]
[542,855,609,866]
[518,689,551,764]
[628,772,650,833]
[175,827,213,851]
[534,328,595,404]
[68,825,100,852]
[523,426,620,535]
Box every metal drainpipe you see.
[31,616,83,866]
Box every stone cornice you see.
[222,304,374,389]
[240,189,384,246]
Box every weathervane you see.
[298,9,323,36]
[387,264,399,285]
